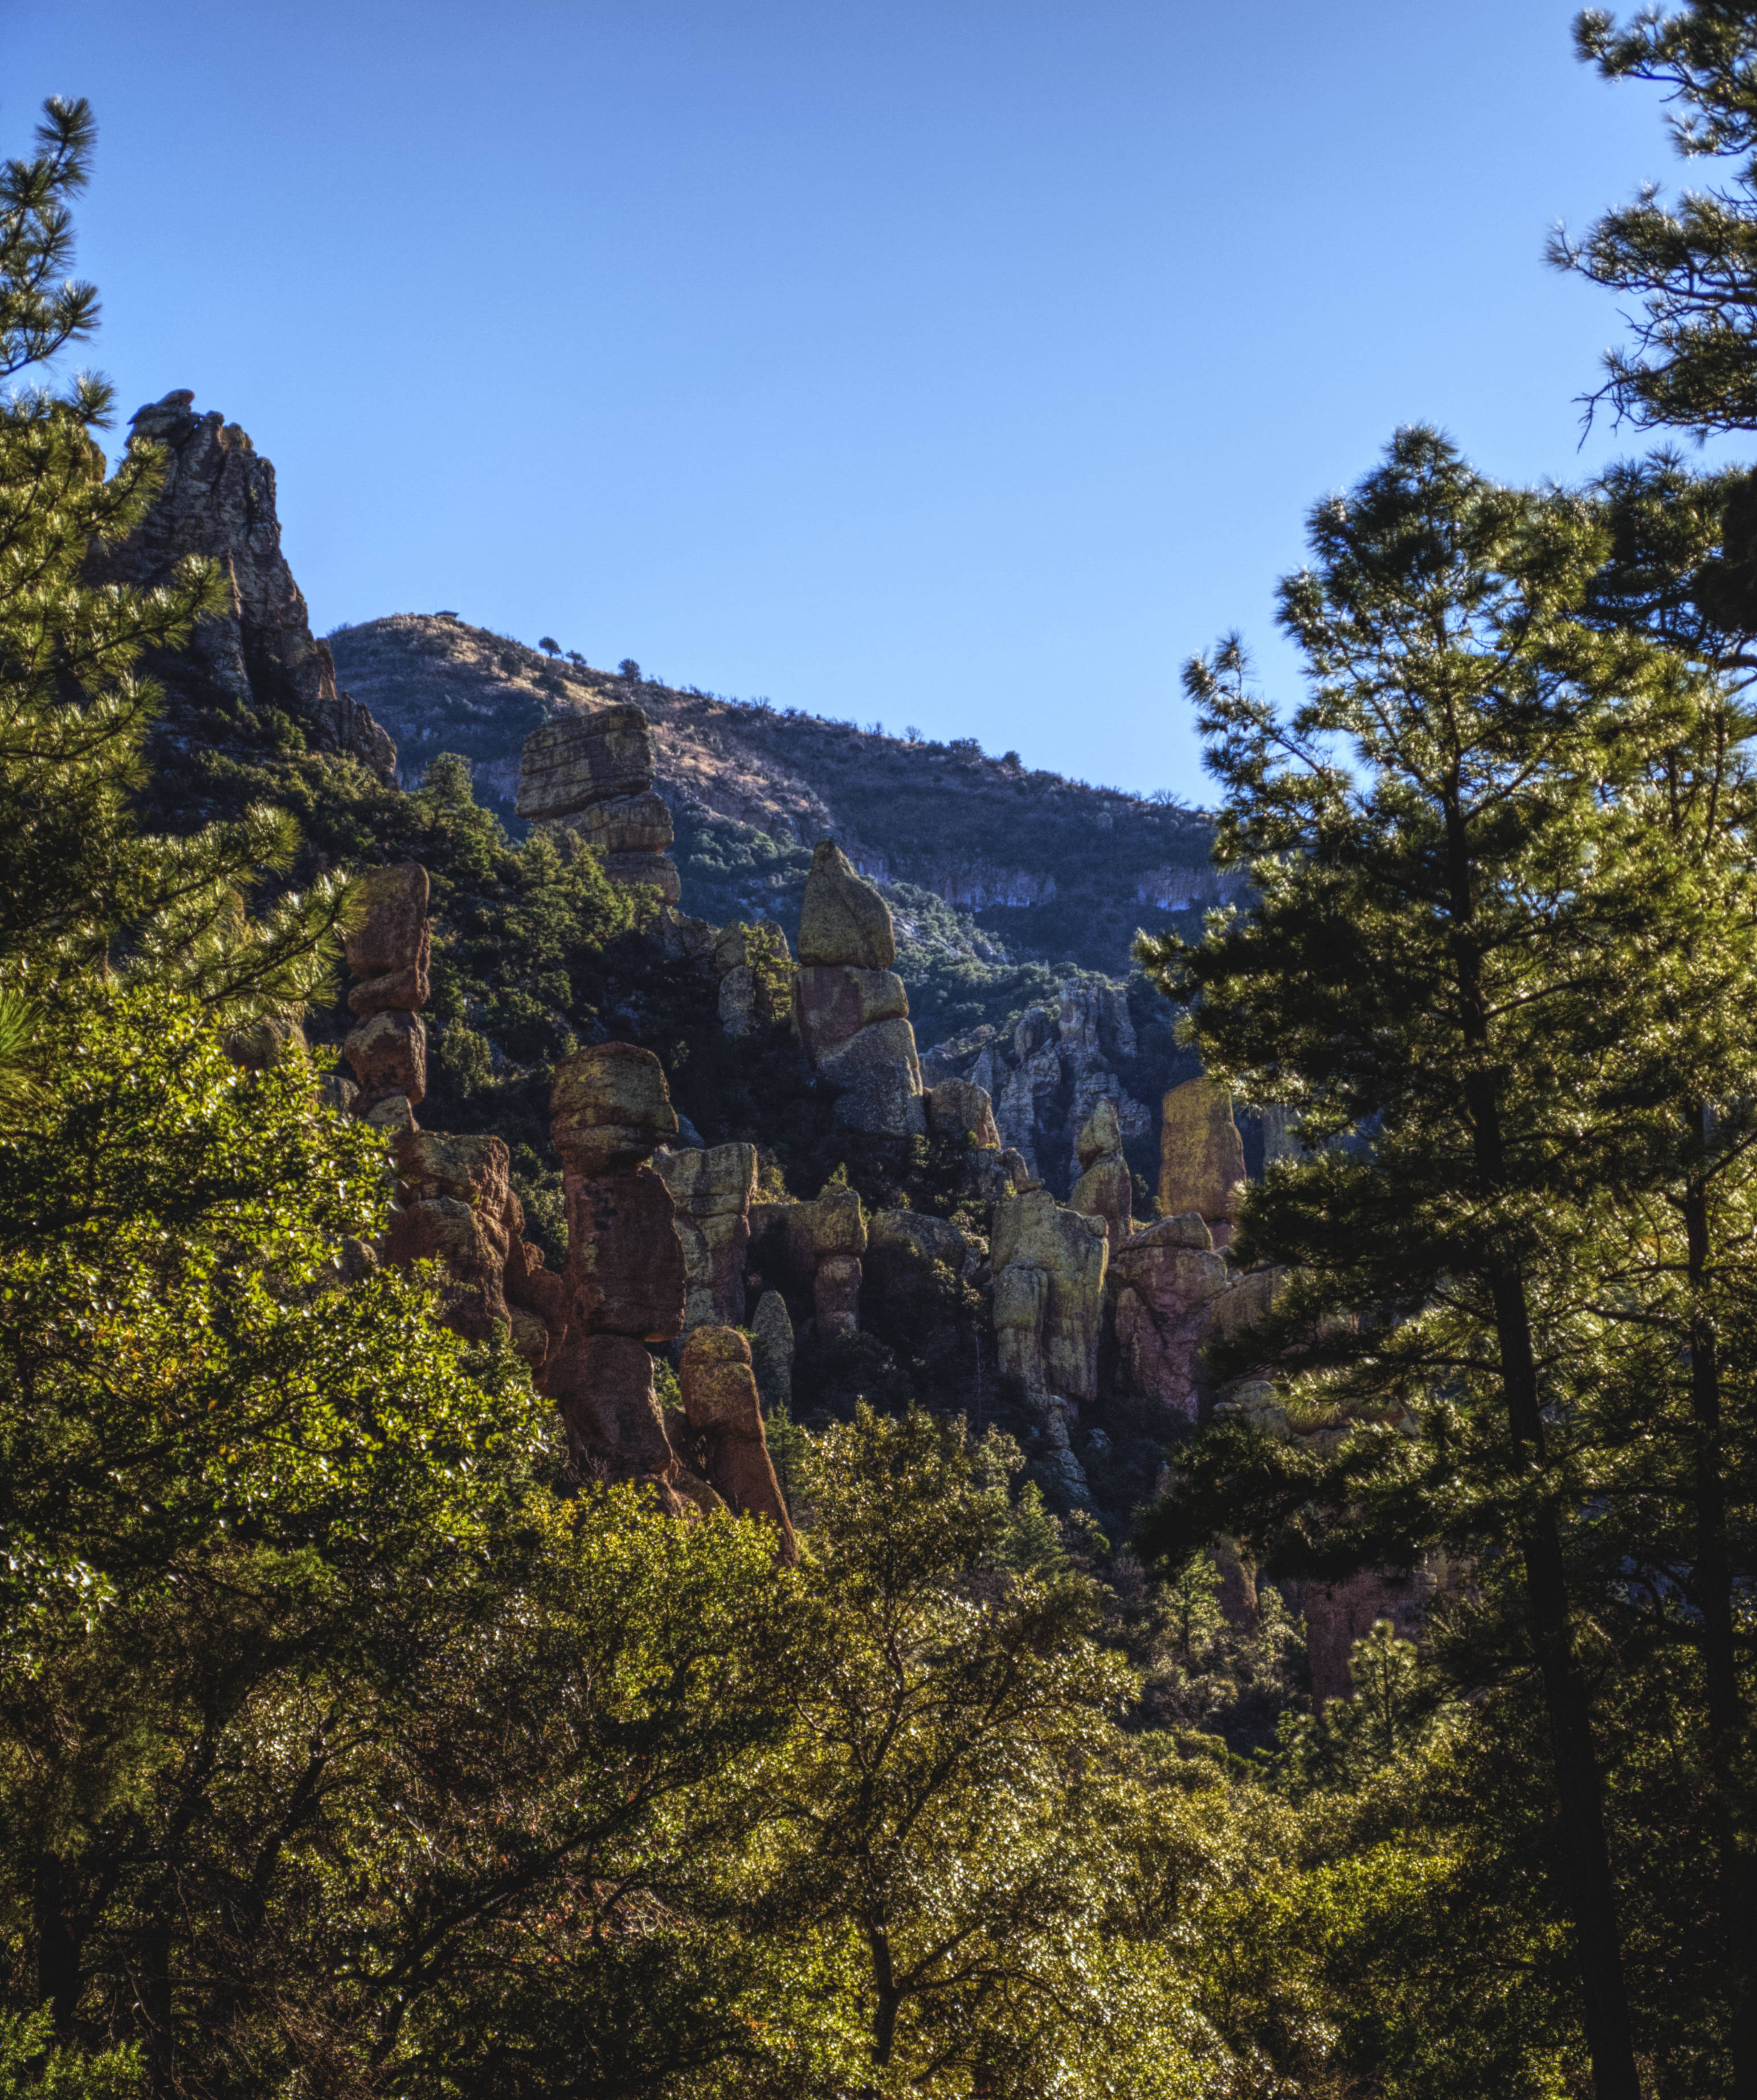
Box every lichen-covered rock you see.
[655,1142,759,1217]
[562,1166,687,1341]
[656,1144,758,1335]
[344,1010,427,1108]
[926,1078,1001,1152]
[516,705,656,821]
[678,1327,798,1560]
[1069,1099,1131,1248]
[796,839,896,969]
[1158,1076,1246,1228]
[601,849,683,903]
[717,966,757,1035]
[794,965,910,1061]
[392,1129,510,1226]
[343,861,430,980]
[1076,1096,1122,1169]
[993,1262,1049,1393]
[830,1059,927,1139]
[991,1189,1109,1403]
[550,1042,677,1170]
[750,1290,794,1411]
[1210,1265,1286,1342]
[787,1186,867,1264]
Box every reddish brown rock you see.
[348,962,428,1016]
[385,1195,510,1342]
[1282,1566,1439,1710]
[1109,1226,1229,1421]
[679,1326,798,1560]
[344,862,431,983]
[563,1166,686,1342]
[344,1010,427,1109]
[794,965,910,1062]
[545,1330,681,1505]
[224,1014,308,1071]
[392,1129,510,1230]
[516,706,657,821]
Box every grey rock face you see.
[964,981,1152,1196]
[98,392,396,778]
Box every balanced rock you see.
[679,1327,798,1561]
[569,790,674,854]
[1069,1097,1131,1250]
[551,1042,678,1170]
[344,862,431,1014]
[991,1188,1109,1403]
[797,840,896,969]
[224,1014,308,1072]
[344,1010,427,1110]
[516,706,656,821]
[795,965,910,1062]
[1158,1077,1247,1233]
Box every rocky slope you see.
[325,615,1231,977]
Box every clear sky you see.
[3,0,1738,797]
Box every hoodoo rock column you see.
[793,840,925,1137]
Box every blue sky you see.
[5,0,1738,797]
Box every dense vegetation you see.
[4,4,1757,2093]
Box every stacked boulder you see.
[342,862,431,1128]
[516,705,681,904]
[794,841,925,1137]
[538,1043,688,1500]
[990,1187,1109,1491]
[655,1141,758,1337]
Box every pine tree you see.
[1135,427,1743,2099]
[0,97,350,1038]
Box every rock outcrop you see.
[1109,1213,1227,1424]
[1068,1098,1131,1250]
[750,1290,795,1411]
[539,1044,687,1500]
[516,705,681,903]
[677,1327,798,1562]
[655,1141,758,1337]
[98,392,395,778]
[946,983,1154,1197]
[747,1184,869,1338]
[792,842,925,1137]
[1158,1077,1246,1245]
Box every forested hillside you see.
[3,7,1757,2098]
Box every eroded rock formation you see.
[342,863,431,1119]
[676,1327,798,1562]
[1158,1076,1246,1246]
[655,1141,758,1336]
[793,842,925,1137]
[99,392,396,777]
[516,705,681,902]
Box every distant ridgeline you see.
[325,614,1231,982]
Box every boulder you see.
[1210,1266,1286,1342]
[224,1014,308,1071]
[678,1327,798,1561]
[344,1010,427,1108]
[788,1186,867,1264]
[992,1263,1049,1394]
[392,1129,510,1227]
[516,705,656,821]
[562,1166,687,1341]
[926,1078,1001,1152]
[794,965,910,1061]
[717,967,757,1035]
[655,1142,758,1217]
[1126,1211,1213,1252]
[363,1092,416,1132]
[1068,1152,1131,1252]
[796,839,896,969]
[655,1143,757,1333]
[550,1042,677,1169]
[601,850,682,904]
[750,1290,795,1411]
[830,1059,927,1139]
[1076,1096,1122,1169]
[1158,1076,1246,1226]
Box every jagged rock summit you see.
[98,391,395,779]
